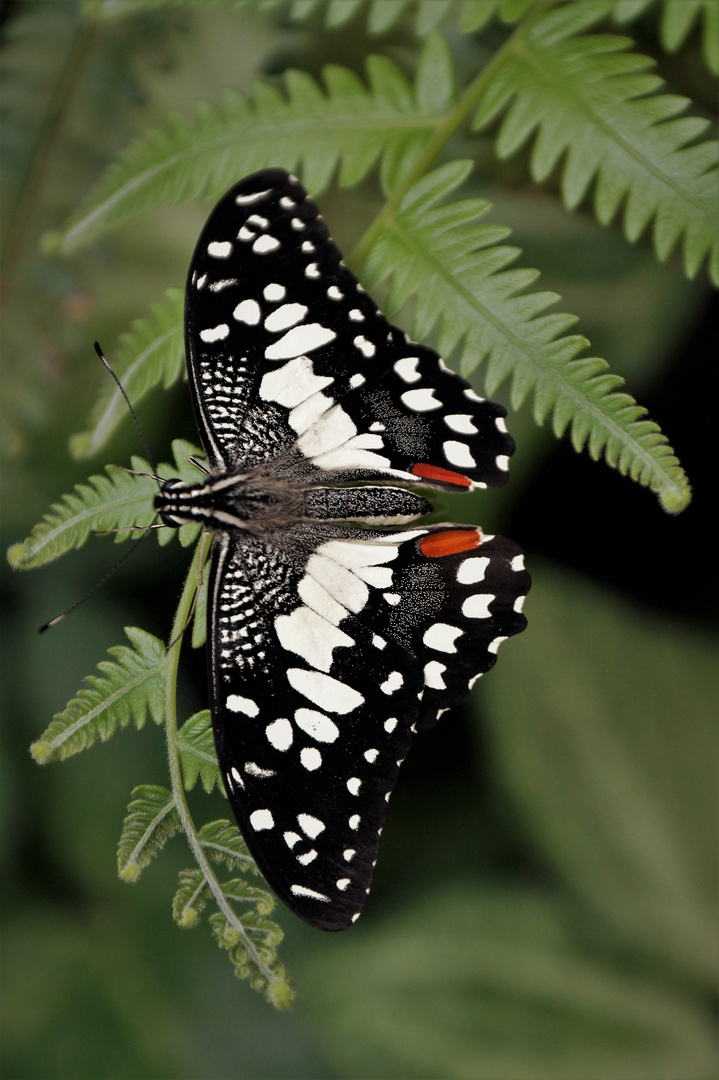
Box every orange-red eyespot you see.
[419,529,482,558]
[411,463,472,489]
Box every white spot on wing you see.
[354,335,375,357]
[462,594,494,619]
[394,356,421,383]
[297,813,325,838]
[235,189,271,205]
[200,324,230,343]
[380,671,403,694]
[227,694,259,716]
[233,299,261,325]
[291,885,329,901]
[443,441,476,468]
[349,373,365,388]
[327,286,343,300]
[252,234,281,254]
[384,718,398,733]
[347,778,361,796]
[249,809,274,831]
[496,455,510,471]
[297,850,317,865]
[511,554,525,572]
[264,303,308,333]
[489,636,507,654]
[266,717,293,751]
[264,283,286,301]
[260,356,333,408]
[295,708,340,743]
[305,262,320,278]
[423,623,463,653]
[514,596,526,613]
[383,593,401,606]
[349,309,364,321]
[349,814,360,831]
[275,606,353,672]
[284,831,301,848]
[424,661,447,689]
[364,749,379,763]
[287,668,364,714]
[495,416,508,433]
[336,878,351,890]
[464,387,485,402]
[300,747,322,770]
[244,762,276,779]
[401,388,441,412]
[444,413,478,434]
[265,323,336,360]
[457,557,490,584]
[343,849,356,861]
[207,241,232,258]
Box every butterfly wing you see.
[185,169,513,491]
[207,523,529,931]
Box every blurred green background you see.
[1,2,716,1077]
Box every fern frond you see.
[54,42,451,253]
[178,711,222,793]
[117,784,181,882]
[172,867,211,927]
[208,908,293,1005]
[610,0,719,76]
[71,289,185,460]
[472,3,718,283]
[362,162,691,512]
[7,443,203,570]
[198,819,258,874]
[30,627,166,764]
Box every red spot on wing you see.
[411,463,471,489]
[420,529,482,558]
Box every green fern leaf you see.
[362,162,691,512]
[198,819,258,874]
[71,289,185,460]
[7,442,203,570]
[117,784,180,882]
[55,42,449,253]
[30,628,166,764]
[178,712,222,793]
[207,909,294,1006]
[472,3,718,283]
[172,867,211,928]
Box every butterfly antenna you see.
[94,341,158,478]
[38,532,149,633]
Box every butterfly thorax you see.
[155,471,432,536]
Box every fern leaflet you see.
[30,627,167,764]
[7,441,203,570]
[71,289,185,460]
[361,162,691,512]
[198,819,258,874]
[178,711,222,794]
[117,784,181,882]
[472,3,718,283]
[53,46,447,253]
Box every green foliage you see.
[30,627,167,764]
[70,289,186,460]
[178,711,223,793]
[6,440,203,571]
[364,162,691,510]
[117,784,181,882]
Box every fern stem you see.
[348,10,542,270]
[163,533,279,985]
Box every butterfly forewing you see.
[157,168,530,930]
[185,169,513,490]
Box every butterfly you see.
[154,169,530,931]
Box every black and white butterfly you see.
[155,169,530,931]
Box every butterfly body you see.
[156,170,529,931]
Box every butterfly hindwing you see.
[207,522,528,930]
